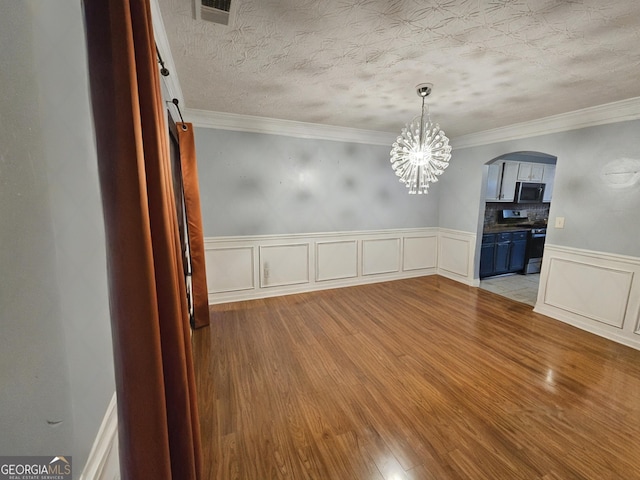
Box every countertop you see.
[483,223,547,234]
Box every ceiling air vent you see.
[198,0,232,25]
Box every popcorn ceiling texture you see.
[158,0,640,137]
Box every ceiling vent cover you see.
[199,0,232,25]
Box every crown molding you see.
[452,96,640,149]
[185,97,640,148]
[150,0,184,104]
[184,108,398,146]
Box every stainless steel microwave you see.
[515,182,545,203]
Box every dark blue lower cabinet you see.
[509,232,527,272]
[480,230,527,278]
[480,243,495,277]
[494,240,511,274]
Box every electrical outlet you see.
[555,216,565,229]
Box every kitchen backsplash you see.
[484,202,550,228]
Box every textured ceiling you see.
[157,0,640,138]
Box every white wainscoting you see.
[535,244,640,350]
[204,228,477,304]
[437,229,479,286]
[80,392,119,480]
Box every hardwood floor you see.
[193,276,640,479]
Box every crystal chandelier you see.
[390,83,452,194]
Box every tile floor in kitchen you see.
[479,273,540,306]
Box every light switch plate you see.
[555,216,565,228]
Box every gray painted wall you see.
[441,120,640,259]
[0,1,115,476]
[195,129,440,236]
[0,1,72,456]
[195,117,640,264]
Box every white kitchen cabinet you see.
[543,164,556,202]
[500,161,520,202]
[485,161,520,202]
[518,163,545,182]
[486,163,502,201]
[486,160,556,203]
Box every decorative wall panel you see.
[260,244,310,288]
[316,240,358,282]
[206,246,255,293]
[403,235,437,271]
[544,258,631,328]
[536,244,640,351]
[438,229,476,285]
[362,238,401,276]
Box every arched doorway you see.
[478,151,557,306]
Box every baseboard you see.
[80,393,119,480]
[438,268,480,287]
[534,302,640,351]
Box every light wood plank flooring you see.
[194,276,640,479]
